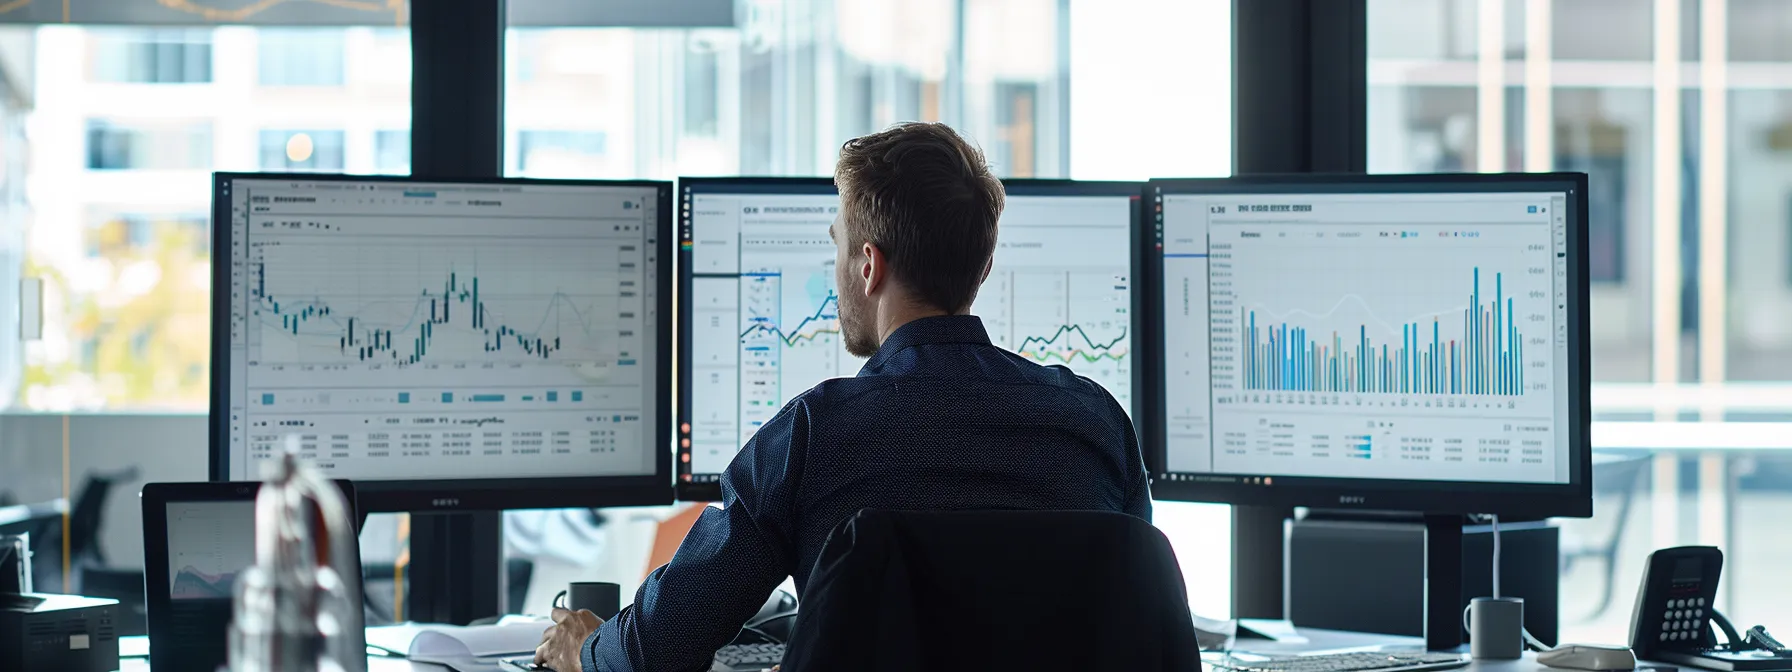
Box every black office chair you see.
[781,509,1199,672]
[66,466,138,571]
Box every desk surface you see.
[115,627,1688,672]
[121,657,454,671]
[0,498,65,528]
[116,652,1675,672]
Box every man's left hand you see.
[536,607,603,671]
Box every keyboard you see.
[711,642,787,672]
[1206,651,1470,672]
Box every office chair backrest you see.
[781,508,1199,672]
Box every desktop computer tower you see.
[1287,517,1560,647]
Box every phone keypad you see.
[1661,597,1709,643]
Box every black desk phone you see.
[1629,546,1791,671]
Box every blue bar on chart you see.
[261,393,274,405]
[398,392,410,404]
[470,394,505,403]
[441,392,453,403]
[547,391,559,402]
[1239,267,1524,396]
[572,391,584,402]
[1349,434,1372,459]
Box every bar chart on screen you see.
[1207,229,1553,416]
[1199,215,1561,481]
[1231,268,1534,399]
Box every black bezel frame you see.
[208,172,676,512]
[673,177,1147,502]
[141,480,360,672]
[1140,172,1593,519]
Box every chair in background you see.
[60,467,144,633]
[782,509,1198,672]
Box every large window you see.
[0,2,1239,629]
[23,26,411,411]
[374,129,410,175]
[257,29,346,86]
[1369,0,1792,643]
[512,129,609,176]
[502,0,1069,181]
[85,120,213,170]
[89,28,212,84]
[258,129,347,171]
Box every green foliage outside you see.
[19,221,210,410]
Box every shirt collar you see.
[861,315,993,373]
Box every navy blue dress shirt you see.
[582,315,1151,672]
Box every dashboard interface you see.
[677,180,1140,489]
[1153,183,1575,487]
[218,177,665,483]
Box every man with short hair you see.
[537,122,1150,672]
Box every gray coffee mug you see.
[1469,596,1525,659]
[555,581,621,621]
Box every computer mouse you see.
[1538,644,1638,671]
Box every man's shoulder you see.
[786,374,889,412]
[803,349,1124,417]
[996,351,1121,404]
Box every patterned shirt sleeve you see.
[583,400,808,672]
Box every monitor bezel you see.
[209,172,676,513]
[1141,172,1593,519]
[673,176,1147,502]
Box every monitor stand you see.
[1233,505,1292,620]
[1233,508,1472,651]
[1422,514,1464,651]
[407,512,503,624]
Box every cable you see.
[1524,628,1549,652]
[1491,514,1501,599]
[738,611,798,645]
[735,625,781,645]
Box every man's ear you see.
[861,242,885,296]
[980,256,993,284]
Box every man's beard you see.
[838,290,879,358]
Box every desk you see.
[121,658,451,671]
[112,627,1703,672]
[0,498,66,530]
[115,656,1692,672]
[1236,628,1692,672]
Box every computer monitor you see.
[1143,173,1590,518]
[676,177,1143,500]
[209,174,674,512]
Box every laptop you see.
[141,480,364,672]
